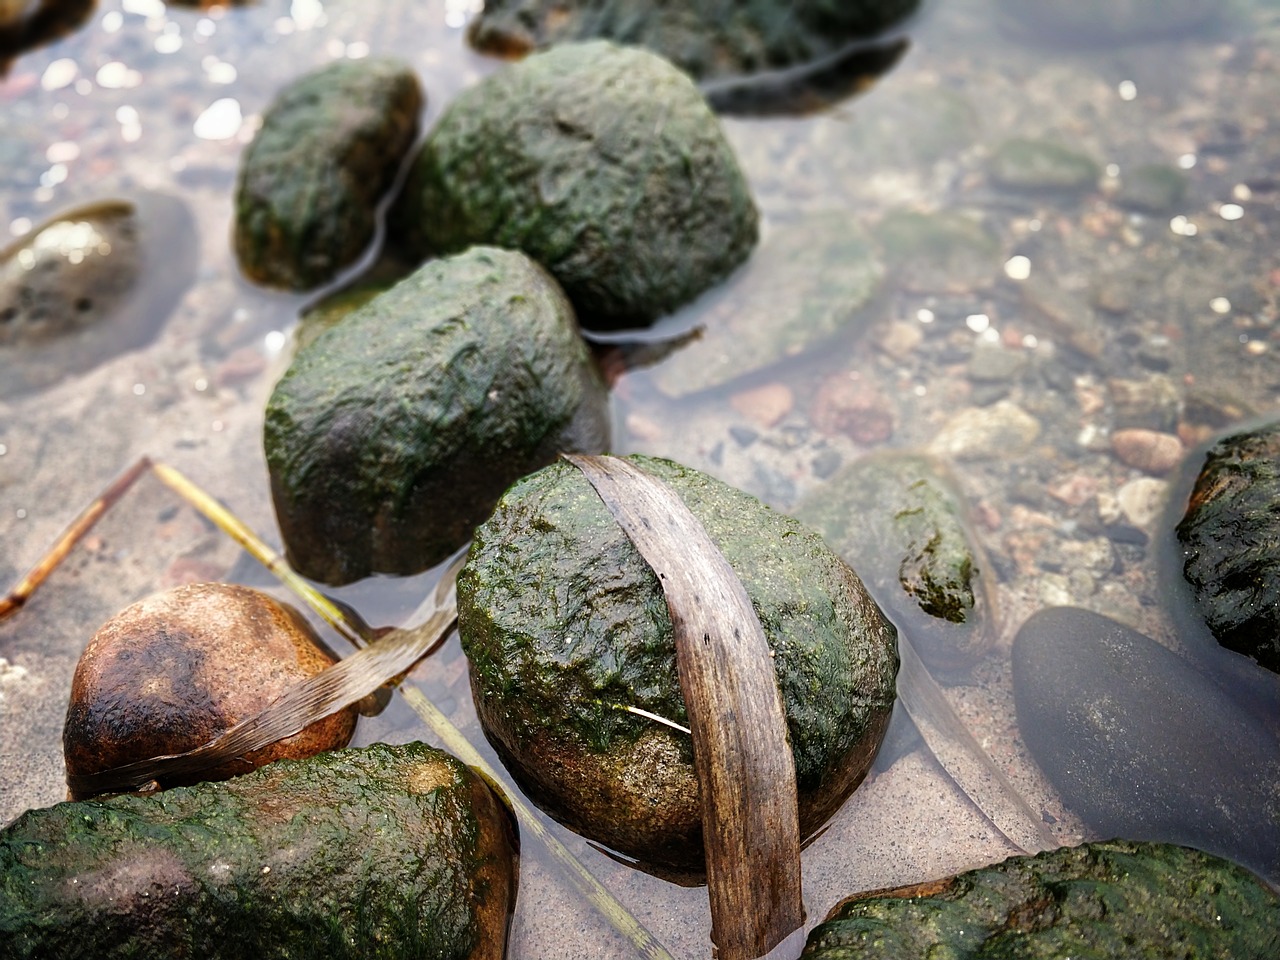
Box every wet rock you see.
[1108,374,1181,432]
[389,42,757,330]
[928,400,1041,461]
[63,582,357,799]
[967,341,1026,383]
[802,839,1280,958]
[234,58,423,291]
[1111,427,1183,474]
[1116,163,1188,213]
[1012,607,1280,881]
[796,452,994,676]
[468,0,920,110]
[810,374,896,445]
[1115,476,1169,530]
[988,138,1101,195]
[1176,422,1280,672]
[0,0,92,70]
[652,215,883,397]
[458,455,898,873]
[0,742,518,960]
[873,209,1001,294]
[0,193,197,398]
[264,247,609,585]
[293,281,391,354]
[997,0,1218,45]
[729,382,793,427]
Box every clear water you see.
[1,1,1278,957]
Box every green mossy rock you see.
[801,839,1280,958]
[389,42,758,329]
[234,58,423,291]
[0,742,518,960]
[989,138,1100,195]
[1176,421,1280,673]
[264,246,608,585]
[795,452,993,676]
[458,455,898,872]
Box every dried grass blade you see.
[65,553,463,798]
[896,633,1056,854]
[564,453,804,960]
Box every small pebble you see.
[810,375,895,444]
[1111,429,1183,475]
[1116,477,1169,530]
[730,382,793,427]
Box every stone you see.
[927,400,1041,461]
[810,375,896,445]
[1176,421,1280,672]
[652,215,884,397]
[1012,606,1280,881]
[1111,427,1183,474]
[967,342,1027,383]
[457,455,898,873]
[1115,476,1168,530]
[795,452,995,676]
[1107,374,1180,432]
[802,839,1280,958]
[264,247,609,585]
[234,58,422,291]
[63,582,356,799]
[1116,163,1188,213]
[988,138,1101,195]
[0,742,518,960]
[389,42,757,329]
[0,193,197,398]
[873,209,1002,294]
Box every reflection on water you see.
[0,1,1278,957]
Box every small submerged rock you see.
[264,246,608,585]
[873,209,1002,294]
[1115,163,1188,213]
[0,742,519,960]
[1012,606,1280,882]
[1176,421,1280,672]
[802,839,1280,958]
[234,58,423,291]
[796,452,995,676]
[63,582,357,800]
[389,41,758,329]
[988,138,1101,195]
[458,455,898,873]
[0,193,196,398]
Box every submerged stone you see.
[873,209,1001,294]
[802,839,1280,958]
[264,246,608,585]
[1012,606,1280,882]
[389,41,757,329]
[0,193,197,398]
[63,582,357,799]
[0,742,518,960]
[989,138,1100,195]
[468,0,920,114]
[652,215,883,397]
[458,455,898,873]
[1115,163,1188,214]
[795,452,994,676]
[234,58,423,291]
[1176,421,1280,673]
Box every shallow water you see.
[1,1,1278,956]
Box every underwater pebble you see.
[1111,428,1183,474]
[928,400,1041,461]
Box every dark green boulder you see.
[458,455,898,873]
[389,41,758,329]
[0,742,519,960]
[796,453,994,676]
[234,58,423,291]
[1012,607,1280,883]
[801,839,1280,958]
[1176,421,1280,673]
[264,246,608,585]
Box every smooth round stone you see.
[1012,606,1280,883]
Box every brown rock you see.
[63,582,357,799]
[1111,428,1183,475]
[731,382,794,427]
[810,374,895,444]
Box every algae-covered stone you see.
[653,215,883,397]
[63,582,357,799]
[0,742,517,960]
[264,246,608,585]
[796,452,994,676]
[801,839,1280,958]
[468,0,921,112]
[1013,607,1280,882]
[389,41,757,329]
[235,58,422,291]
[1176,421,1280,673]
[1116,163,1188,214]
[997,0,1217,45]
[989,138,1100,195]
[873,209,1001,294]
[458,455,898,873]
